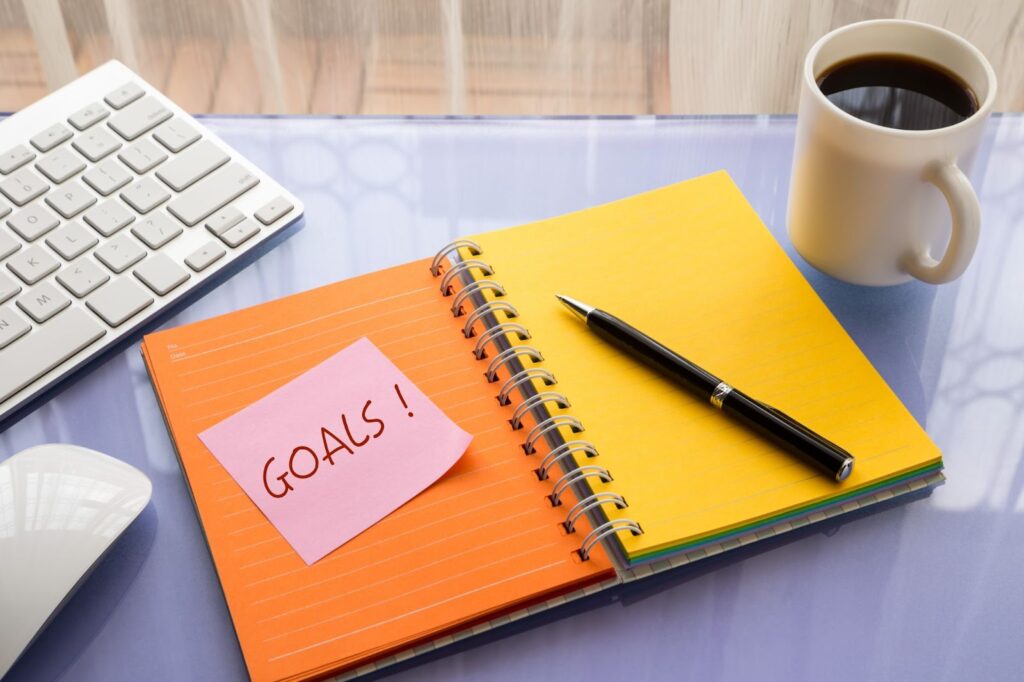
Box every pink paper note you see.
[198,337,472,564]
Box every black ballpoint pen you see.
[555,295,855,482]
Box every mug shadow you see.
[790,262,953,427]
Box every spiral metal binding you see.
[451,280,506,317]
[463,301,519,338]
[440,259,494,295]
[430,239,481,276]
[484,345,544,382]
[578,520,643,561]
[510,391,570,430]
[536,441,598,481]
[431,238,643,562]
[522,415,583,454]
[548,466,612,507]
[473,323,531,359]
[497,368,556,406]
[563,492,628,533]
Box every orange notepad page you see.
[142,261,613,682]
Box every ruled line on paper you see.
[226,468,529,542]
[638,443,913,534]
[181,306,444,392]
[170,323,264,353]
[172,286,435,364]
[600,392,894,514]
[179,305,440,378]
[263,542,565,644]
[266,561,566,661]
[238,490,535,572]
[247,507,547,606]
[256,524,547,624]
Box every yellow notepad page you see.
[469,171,941,559]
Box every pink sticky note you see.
[199,337,472,564]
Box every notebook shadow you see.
[4,505,158,682]
[364,486,932,681]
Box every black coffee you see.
[816,54,978,131]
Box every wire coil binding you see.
[522,415,583,454]
[474,323,531,359]
[451,280,506,317]
[497,368,556,406]
[578,520,643,561]
[430,238,643,562]
[548,465,612,507]
[563,492,628,533]
[484,345,544,382]
[430,239,481,276]
[440,259,493,295]
[536,440,598,481]
[464,301,519,338]
[510,391,570,430]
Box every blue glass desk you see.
[3,114,1023,681]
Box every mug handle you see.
[900,160,980,284]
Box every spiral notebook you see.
[141,170,943,681]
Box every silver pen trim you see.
[555,294,595,322]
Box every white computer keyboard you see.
[0,60,303,427]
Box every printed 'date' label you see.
[199,337,472,564]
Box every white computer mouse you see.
[0,444,152,677]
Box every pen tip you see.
[555,295,594,322]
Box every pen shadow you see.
[4,505,158,682]
[364,487,932,680]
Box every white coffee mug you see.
[787,20,997,286]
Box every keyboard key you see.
[0,271,20,304]
[0,145,35,174]
[7,244,59,284]
[45,180,97,219]
[120,177,170,214]
[104,82,144,109]
[167,163,258,226]
[46,221,98,260]
[7,203,59,241]
[107,96,172,141]
[0,201,10,219]
[0,306,30,351]
[219,218,260,248]
[83,199,135,237]
[0,306,105,401]
[72,127,122,162]
[82,159,132,196]
[185,241,225,272]
[17,281,70,323]
[204,206,243,235]
[134,253,190,295]
[153,118,200,152]
[30,123,73,152]
[95,234,146,273]
[132,212,182,249]
[255,196,294,225]
[68,102,109,130]
[156,140,229,192]
[86,277,153,327]
[57,258,109,297]
[35,147,86,184]
[0,230,19,260]
[118,139,167,174]
[0,168,49,206]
